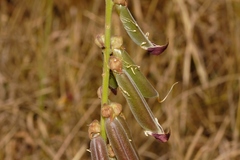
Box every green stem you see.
[101,0,113,141]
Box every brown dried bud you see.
[109,56,123,73]
[109,102,122,116]
[111,36,123,49]
[88,120,101,139]
[95,34,105,49]
[101,104,114,118]
[97,86,111,99]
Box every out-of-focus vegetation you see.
[0,0,240,159]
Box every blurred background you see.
[0,0,240,159]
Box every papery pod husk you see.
[105,117,140,160]
[90,135,110,160]
[112,48,158,98]
[114,4,168,55]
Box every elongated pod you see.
[115,69,161,132]
[90,135,110,160]
[109,56,170,142]
[114,4,168,55]
[88,120,110,160]
[105,117,140,160]
[112,48,158,98]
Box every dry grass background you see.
[0,0,240,159]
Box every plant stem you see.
[101,0,113,141]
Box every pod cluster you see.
[89,102,140,160]
[90,0,170,159]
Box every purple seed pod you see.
[90,135,110,160]
[116,114,139,152]
[105,117,140,160]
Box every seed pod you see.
[117,114,139,152]
[110,57,169,142]
[114,4,168,55]
[105,117,140,160]
[90,135,110,160]
[112,48,158,98]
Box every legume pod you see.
[114,4,168,55]
[105,117,140,160]
[112,48,158,98]
[90,135,110,160]
[109,56,170,142]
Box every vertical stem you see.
[101,0,113,141]
[38,0,53,110]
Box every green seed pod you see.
[110,56,170,142]
[90,135,110,160]
[114,69,161,132]
[105,117,140,160]
[114,4,168,55]
[112,48,158,98]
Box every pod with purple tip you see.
[109,56,170,142]
[114,3,168,55]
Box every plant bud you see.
[95,34,105,49]
[111,36,123,49]
[109,56,123,74]
[88,120,101,139]
[109,102,122,116]
[97,86,111,99]
[101,104,114,118]
[90,135,110,160]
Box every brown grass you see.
[0,0,240,159]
